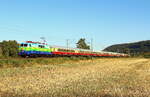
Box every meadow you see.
[0,58,150,97]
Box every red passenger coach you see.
[50,46,129,57]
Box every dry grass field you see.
[0,58,150,97]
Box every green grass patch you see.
[0,57,92,68]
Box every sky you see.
[0,0,150,50]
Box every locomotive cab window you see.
[39,45,45,48]
[21,44,28,47]
[21,44,23,47]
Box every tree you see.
[1,40,19,57]
[76,38,90,49]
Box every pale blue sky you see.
[0,0,150,50]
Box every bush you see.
[1,40,19,57]
[143,53,150,58]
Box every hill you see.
[103,40,150,56]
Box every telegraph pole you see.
[66,39,69,49]
[91,38,93,51]
[40,37,46,44]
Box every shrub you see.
[1,40,19,57]
[143,53,150,58]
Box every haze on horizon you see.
[0,0,149,50]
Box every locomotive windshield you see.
[38,45,45,48]
[21,44,28,47]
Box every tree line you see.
[103,40,150,57]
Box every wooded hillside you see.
[104,40,150,56]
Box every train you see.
[19,41,129,57]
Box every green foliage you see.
[0,40,19,57]
[0,47,2,57]
[143,52,150,58]
[104,40,150,56]
[76,38,90,49]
